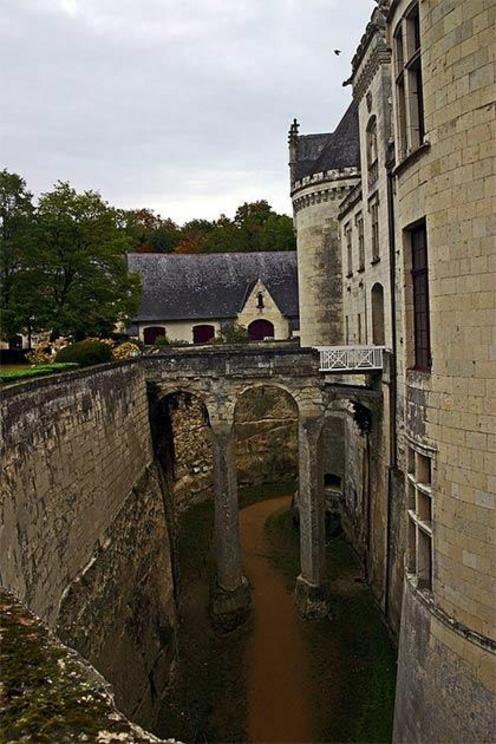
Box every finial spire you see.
[288,118,300,144]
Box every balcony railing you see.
[317,345,385,373]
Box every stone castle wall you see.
[394,579,495,743]
[0,362,177,731]
[292,175,359,347]
[390,0,496,740]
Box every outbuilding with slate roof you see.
[127,251,299,345]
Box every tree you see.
[234,200,272,252]
[122,208,181,253]
[29,182,141,339]
[202,214,242,253]
[0,170,36,341]
[259,213,296,252]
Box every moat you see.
[159,486,396,743]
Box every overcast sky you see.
[1,0,374,223]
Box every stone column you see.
[210,419,250,628]
[295,414,328,618]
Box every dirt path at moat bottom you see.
[240,495,314,743]
[158,491,396,744]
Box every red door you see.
[248,319,275,341]
[193,324,215,344]
[143,326,166,344]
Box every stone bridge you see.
[143,345,383,620]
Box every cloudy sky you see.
[2,0,373,223]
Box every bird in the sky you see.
[333,49,342,55]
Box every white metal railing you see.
[316,345,385,373]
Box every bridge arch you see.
[234,383,299,488]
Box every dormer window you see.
[256,292,264,309]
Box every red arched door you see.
[143,326,166,344]
[193,324,215,344]
[248,319,275,341]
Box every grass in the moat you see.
[157,498,250,743]
[157,481,296,742]
[265,506,397,744]
[158,484,396,744]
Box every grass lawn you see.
[0,362,79,384]
[0,364,30,373]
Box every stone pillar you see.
[295,414,328,618]
[210,420,250,628]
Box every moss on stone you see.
[0,591,166,743]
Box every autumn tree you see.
[123,208,181,253]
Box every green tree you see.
[259,213,296,252]
[234,200,273,252]
[0,170,36,341]
[202,214,242,253]
[30,182,141,339]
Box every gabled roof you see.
[128,251,299,322]
[295,101,360,181]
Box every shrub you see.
[55,340,113,367]
[169,338,190,347]
[154,335,170,348]
[26,338,69,365]
[112,342,141,360]
[0,363,79,384]
[212,322,249,345]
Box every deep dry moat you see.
[159,488,396,743]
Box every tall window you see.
[371,283,385,345]
[345,315,350,344]
[358,313,362,344]
[369,197,380,262]
[394,2,425,159]
[356,214,365,271]
[410,222,431,370]
[407,447,433,590]
[366,116,378,189]
[345,223,353,276]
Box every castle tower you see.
[289,104,361,347]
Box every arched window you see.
[143,326,166,345]
[371,283,385,346]
[193,324,215,344]
[256,292,264,309]
[248,319,275,341]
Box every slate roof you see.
[295,101,360,181]
[128,251,299,323]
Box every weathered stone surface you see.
[0,363,177,733]
[0,589,175,743]
[57,464,177,732]
[393,580,496,744]
[295,574,329,620]
[235,385,298,486]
